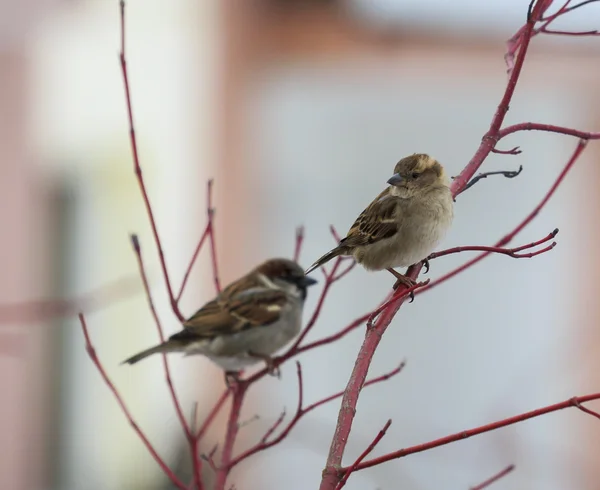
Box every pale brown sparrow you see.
[306,154,454,288]
[122,259,317,375]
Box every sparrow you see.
[122,259,317,376]
[306,153,453,289]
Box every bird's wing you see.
[179,277,287,338]
[340,188,399,248]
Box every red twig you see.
[230,362,405,468]
[542,27,600,35]
[470,464,515,490]
[130,235,193,436]
[571,397,600,420]
[195,388,230,441]
[215,383,247,489]
[129,236,203,488]
[119,0,183,323]
[206,179,221,294]
[335,419,392,490]
[293,257,343,348]
[176,222,209,302]
[429,229,558,261]
[342,393,600,473]
[293,226,305,263]
[260,409,287,444]
[79,313,187,490]
[176,179,218,302]
[491,146,522,155]
[498,122,600,141]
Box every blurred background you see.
[1,0,600,489]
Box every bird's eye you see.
[412,172,420,179]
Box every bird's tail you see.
[305,247,347,275]
[121,342,171,365]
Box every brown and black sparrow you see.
[123,259,317,376]
[306,153,454,288]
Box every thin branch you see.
[459,165,523,195]
[130,234,191,439]
[293,226,305,263]
[344,393,600,473]
[195,388,230,441]
[498,122,600,140]
[206,179,221,294]
[176,180,216,302]
[292,257,343,348]
[470,464,515,490]
[491,146,522,155]
[260,409,287,444]
[335,419,392,490]
[119,0,183,322]
[541,27,600,35]
[428,229,558,261]
[571,397,600,421]
[79,313,187,490]
[214,382,247,489]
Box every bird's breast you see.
[356,190,453,270]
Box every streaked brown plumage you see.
[122,258,317,373]
[306,153,453,287]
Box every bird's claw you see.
[421,258,430,274]
[392,275,417,302]
[248,351,281,379]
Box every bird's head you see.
[387,153,449,198]
[255,258,317,300]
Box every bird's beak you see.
[387,173,403,186]
[299,276,318,287]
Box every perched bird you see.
[122,259,317,376]
[306,153,453,289]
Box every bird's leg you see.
[421,258,430,274]
[386,268,417,302]
[224,371,241,388]
[386,268,417,289]
[248,351,281,379]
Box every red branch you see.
[335,419,392,490]
[129,235,200,486]
[206,179,221,294]
[470,464,515,490]
[119,1,183,323]
[176,180,215,302]
[498,122,600,141]
[78,313,187,490]
[214,383,247,488]
[342,394,600,472]
[195,388,230,441]
[429,229,558,261]
[293,226,305,263]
